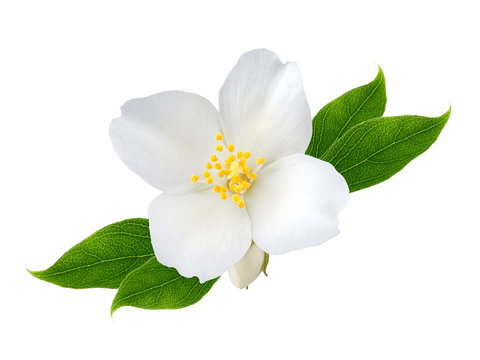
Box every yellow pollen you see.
[229,161,241,173]
[190,134,265,209]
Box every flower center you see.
[190,132,265,208]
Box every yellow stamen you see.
[189,134,265,210]
[241,180,250,189]
[229,161,241,173]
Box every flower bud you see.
[228,243,267,289]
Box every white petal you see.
[110,91,220,194]
[148,190,252,283]
[246,154,349,255]
[219,49,311,165]
[228,243,265,289]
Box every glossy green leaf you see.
[29,218,154,289]
[306,67,386,158]
[321,109,450,192]
[111,257,219,313]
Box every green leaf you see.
[321,109,451,192]
[306,66,387,158]
[111,257,219,314]
[29,218,154,289]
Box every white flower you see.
[110,49,349,287]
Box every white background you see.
[1,0,479,359]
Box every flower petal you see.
[219,49,311,165]
[110,91,220,194]
[148,190,252,283]
[245,154,349,255]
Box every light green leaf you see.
[29,218,154,289]
[306,67,386,158]
[111,257,219,313]
[321,109,450,192]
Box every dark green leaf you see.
[111,257,219,313]
[29,218,154,289]
[306,67,387,158]
[321,109,450,192]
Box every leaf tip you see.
[110,295,122,317]
[372,64,386,109]
[373,64,384,80]
[27,267,43,280]
[436,105,451,127]
[110,304,118,318]
[444,105,452,119]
